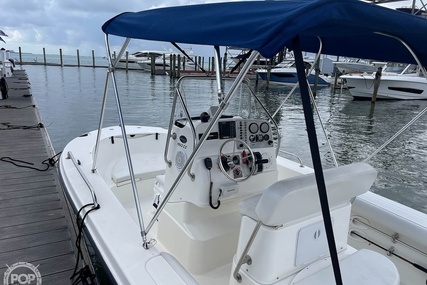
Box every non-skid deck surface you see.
[0,70,77,284]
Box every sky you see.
[1,0,424,58]
[1,0,229,58]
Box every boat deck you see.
[0,70,77,284]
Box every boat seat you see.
[112,153,166,185]
[291,249,399,285]
[234,163,388,283]
[239,162,377,226]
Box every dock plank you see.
[0,200,62,218]
[0,208,66,228]
[0,240,74,269]
[0,218,69,240]
[0,70,78,284]
[0,256,76,281]
[0,229,71,254]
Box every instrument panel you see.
[211,119,273,148]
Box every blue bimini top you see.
[102,0,427,66]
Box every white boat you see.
[114,50,169,70]
[256,59,331,86]
[59,1,427,284]
[231,53,276,70]
[137,53,198,73]
[333,60,387,74]
[341,64,427,100]
[136,52,171,71]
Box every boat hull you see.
[59,125,427,284]
[257,68,330,86]
[341,74,427,100]
[334,62,377,74]
[115,60,144,70]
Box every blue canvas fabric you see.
[102,0,427,66]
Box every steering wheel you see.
[218,138,256,182]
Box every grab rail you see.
[233,221,262,283]
[272,37,338,167]
[67,151,99,208]
[278,150,304,167]
[163,77,198,179]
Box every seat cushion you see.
[292,249,399,285]
[112,153,165,184]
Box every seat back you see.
[235,163,377,283]
[255,162,377,226]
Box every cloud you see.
[3,0,216,56]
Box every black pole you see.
[292,36,343,285]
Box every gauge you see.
[257,134,264,142]
[260,122,270,133]
[249,135,256,142]
[263,134,270,141]
[248,123,259,134]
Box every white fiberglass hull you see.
[115,60,144,70]
[59,125,427,285]
[341,73,427,100]
[256,67,330,86]
[333,62,377,74]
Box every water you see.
[20,64,427,214]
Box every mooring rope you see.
[0,151,62,171]
[0,104,36,109]
[0,122,44,130]
[70,203,100,285]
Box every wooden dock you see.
[0,70,77,284]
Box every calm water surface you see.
[23,65,427,213]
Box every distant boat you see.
[137,52,198,72]
[256,59,331,86]
[114,50,169,70]
[341,64,427,100]
[333,60,387,74]
[231,53,276,69]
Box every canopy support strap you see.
[292,35,343,285]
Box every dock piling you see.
[43,48,47,65]
[371,66,382,103]
[60,48,63,67]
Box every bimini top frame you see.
[97,1,427,284]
